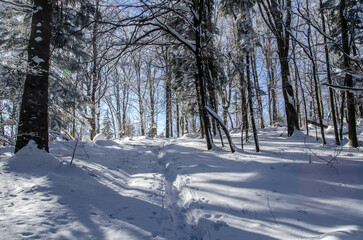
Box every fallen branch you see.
[322,83,363,93]
[307,119,328,129]
[205,106,236,153]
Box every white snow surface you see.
[34,37,43,42]
[32,55,44,64]
[1,127,363,240]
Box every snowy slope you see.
[1,128,363,240]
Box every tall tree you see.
[320,0,340,145]
[15,0,53,152]
[258,0,300,136]
[339,0,358,147]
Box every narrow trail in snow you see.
[152,139,212,240]
[153,139,191,239]
[118,138,194,239]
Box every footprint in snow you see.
[41,221,55,227]
[40,197,53,202]
[21,232,33,236]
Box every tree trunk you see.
[90,0,100,140]
[165,48,172,138]
[176,97,180,138]
[251,50,265,129]
[258,0,299,135]
[15,0,52,153]
[320,0,340,145]
[340,0,358,147]
[247,55,260,152]
[136,64,145,136]
[194,0,212,150]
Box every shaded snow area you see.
[1,128,363,240]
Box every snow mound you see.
[4,140,62,175]
[93,133,106,141]
[314,226,363,240]
[94,139,118,146]
[289,130,306,140]
[81,135,91,142]
[181,133,199,139]
[325,126,334,134]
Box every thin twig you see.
[70,139,79,165]
[304,135,341,172]
[267,196,279,226]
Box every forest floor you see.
[1,125,363,240]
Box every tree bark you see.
[258,0,299,136]
[251,50,265,129]
[15,0,52,153]
[247,54,260,152]
[339,0,358,147]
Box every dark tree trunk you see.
[258,0,299,136]
[247,55,260,152]
[251,50,265,129]
[15,0,52,153]
[165,48,172,138]
[194,0,212,150]
[340,0,358,147]
[90,0,100,140]
[176,97,180,138]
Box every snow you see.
[93,133,107,141]
[32,55,44,64]
[34,6,43,13]
[35,37,43,42]
[36,23,42,27]
[1,127,362,239]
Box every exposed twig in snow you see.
[70,139,79,165]
[303,135,341,173]
[267,196,279,226]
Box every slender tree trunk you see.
[251,50,265,129]
[247,55,260,152]
[339,91,345,140]
[147,63,156,138]
[292,42,301,128]
[176,97,180,138]
[194,0,212,150]
[240,68,248,143]
[297,67,309,135]
[136,65,145,136]
[15,0,52,153]
[89,0,100,140]
[165,48,172,138]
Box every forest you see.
[0,0,361,151]
[1,1,363,239]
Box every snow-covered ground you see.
[1,127,363,240]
